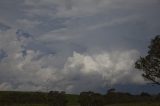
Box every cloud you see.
[16,29,33,41]
[23,0,159,18]
[0,0,160,93]
[15,19,41,30]
[0,82,12,91]
[23,0,115,17]
[0,49,8,61]
[0,22,11,32]
[0,28,145,92]
[62,50,145,92]
[0,27,71,91]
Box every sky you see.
[0,0,160,94]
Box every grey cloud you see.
[16,29,32,40]
[0,49,8,61]
[59,50,145,93]
[0,23,11,32]
[0,0,26,22]
[0,28,145,92]
[0,0,160,93]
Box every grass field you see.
[3,103,160,106]
[66,94,79,106]
[0,91,160,106]
[107,103,160,106]
[8,105,47,106]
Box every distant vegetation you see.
[79,91,105,106]
[0,89,160,106]
[48,91,67,106]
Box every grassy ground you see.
[0,91,160,106]
[0,105,47,106]
[107,103,160,106]
[2,103,159,106]
[12,104,48,106]
[66,94,79,106]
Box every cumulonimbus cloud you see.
[0,28,145,92]
[61,51,145,92]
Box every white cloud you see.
[16,19,41,30]
[0,82,12,91]
[63,50,144,84]
[0,28,145,92]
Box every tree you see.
[79,91,105,106]
[135,35,160,85]
[48,91,67,106]
[107,88,116,94]
[140,92,151,97]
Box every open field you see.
[1,102,160,106]
[0,104,47,106]
[107,103,160,106]
[2,103,160,106]
[0,91,160,106]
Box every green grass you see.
[12,105,47,106]
[3,103,160,106]
[107,102,160,106]
[1,102,160,106]
[0,91,160,106]
[66,94,79,106]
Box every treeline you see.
[104,89,160,104]
[0,91,47,105]
[79,91,105,106]
[79,90,160,106]
[0,91,67,106]
[0,90,160,106]
[48,91,67,106]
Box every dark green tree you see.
[48,91,67,106]
[79,91,104,106]
[135,35,160,85]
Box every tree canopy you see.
[135,35,160,85]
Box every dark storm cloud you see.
[0,0,26,22]
[0,49,8,61]
[0,23,11,32]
